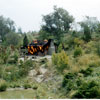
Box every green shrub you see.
[0,80,7,92]
[3,71,20,82]
[3,66,20,82]
[12,50,19,64]
[83,25,91,42]
[23,83,31,89]
[18,60,34,77]
[32,85,38,90]
[62,73,78,93]
[0,67,3,78]
[24,60,34,69]
[73,81,100,98]
[74,38,84,46]
[57,43,63,53]
[74,46,82,57]
[8,49,19,64]
[96,42,100,56]
[0,46,11,64]
[9,83,20,88]
[52,50,69,73]
[89,62,99,67]
[80,68,93,77]
[18,68,28,77]
[62,73,76,86]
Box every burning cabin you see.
[27,39,55,56]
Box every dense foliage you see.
[52,50,69,73]
[23,34,29,47]
[0,6,100,99]
[39,6,74,45]
[74,46,82,57]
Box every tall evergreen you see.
[23,34,28,47]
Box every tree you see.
[79,16,99,41]
[80,23,91,41]
[5,32,20,46]
[97,23,100,34]
[84,25,91,41]
[38,30,50,40]
[40,6,74,45]
[23,34,29,47]
[0,16,16,41]
[80,16,99,32]
[18,27,22,34]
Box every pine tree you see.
[23,34,28,47]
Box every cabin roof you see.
[29,39,50,46]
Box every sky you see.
[0,0,100,32]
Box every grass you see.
[1,39,100,98]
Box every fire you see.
[27,43,49,55]
[39,46,42,50]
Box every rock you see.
[29,70,37,77]
[8,72,11,75]
[40,64,45,68]
[27,56,32,60]
[39,66,47,74]
[35,75,44,83]
[18,57,24,62]
[44,77,53,82]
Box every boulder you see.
[39,65,47,74]
[35,75,44,83]
[18,57,24,62]
[29,70,37,77]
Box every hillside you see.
[0,6,100,99]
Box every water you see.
[0,89,36,99]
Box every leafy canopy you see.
[40,6,74,44]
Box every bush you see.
[5,32,21,46]
[9,83,21,88]
[62,73,77,91]
[3,71,20,82]
[0,46,11,64]
[80,67,93,77]
[88,62,99,67]
[0,67,3,78]
[18,60,34,77]
[74,38,84,46]
[23,34,29,47]
[0,80,7,92]
[73,81,100,98]
[32,85,38,90]
[57,43,63,53]
[62,73,75,87]
[82,25,91,42]
[24,60,34,69]
[96,42,100,56]
[23,83,31,89]
[3,66,20,82]
[52,50,69,73]
[11,50,19,64]
[74,46,82,57]
[18,68,29,77]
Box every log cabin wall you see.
[27,39,55,56]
